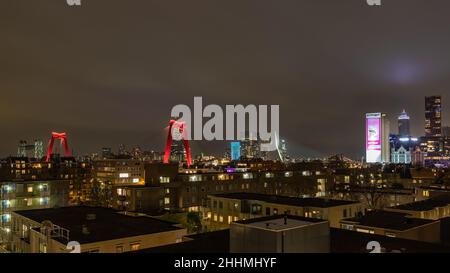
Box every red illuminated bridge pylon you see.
[163,119,192,167]
[45,132,71,162]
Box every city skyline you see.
[3,0,450,258]
[2,1,450,159]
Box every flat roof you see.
[416,186,450,192]
[234,215,327,231]
[390,198,450,211]
[211,192,359,208]
[134,230,231,253]
[236,214,326,225]
[15,206,183,244]
[341,210,437,231]
[135,228,450,253]
[330,228,450,253]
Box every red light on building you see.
[45,132,71,162]
[163,120,192,167]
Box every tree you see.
[186,212,202,233]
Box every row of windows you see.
[208,212,239,224]
[180,171,323,183]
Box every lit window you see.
[116,245,124,253]
[132,178,140,183]
[189,175,201,182]
[1,214,11,223]
[423,190,430,197]
[130,243,141,251]
[218,174,229,181]
[160,177,170,183]
[284,172,293,177]
[119,173,129,178]
[340,224,354,230]
[2,200,10,209]
[39,242,47,253]
[356,228,375,234]
[164,197,170,205]
[40,197,49,205]
[243,173,253,179]
[219,216,224,222]
[27,186,33,193]
[165,188,170,194]
[265,172,274,178]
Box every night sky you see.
[1,0,450,159]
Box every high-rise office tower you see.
[102,147,113,159]
[279,139,289,162]
[366,113,390,163]
[17,140,28,157]
[398,110,410,137]
[425,96,442,137]
[34,139,44,159]
[118,144,127,156]
[230,142,241,161]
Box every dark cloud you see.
[1,0,450,159]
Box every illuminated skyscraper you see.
[102,147,113,159]
[398,110,410,137]
[17,140,28,157]
[279,139,289,162]
[366,113,390,163]
[230,142,241,161]
[425,96,442,137]
[118,144,127,156]
[34,139,44,159]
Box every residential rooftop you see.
[390,197,450,211]
[211,192,359,208]
[135,228,450,253]
[235,215,327,231]
[341,210,437,231]
[14,206,183,244]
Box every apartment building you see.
[0,179,70,251]
[202,192,363,230]
[10,206,186,253]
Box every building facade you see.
[202,193,363,230]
